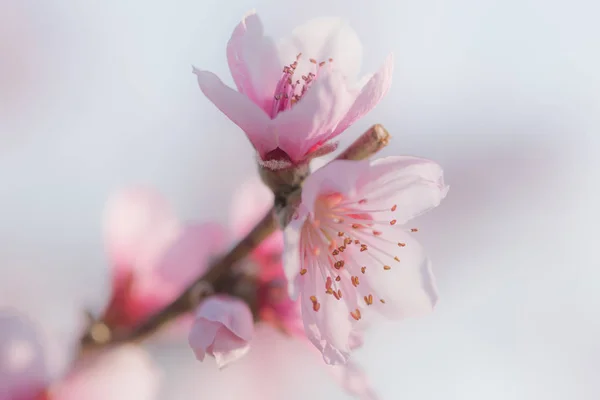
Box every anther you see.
[383,265,391,270]
[319,61,326,67]
[335,276,341,282]
[334,260,345,269]
[359,199,367,204]
[352,224,360,229]
[351,276,360,287]
[338,231,344,237]
[398,242,406,247]
[364,295,373,305]
[310,295,317,303]
[332,249,339,256]
[300,268,308,276]
[390,219,397,225]
[361,266,366,274]
[354,240,360,244]
[411,228,418,232]
[394,256,400,262]
[313,302,321,312]
[373,230,382,236]
[380,299,386,304]
[391,204,397,211]
[360,244,368,252]
[337,289,342,298]
[309,58,317,64]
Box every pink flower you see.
[193,10,393,166]
[283,156,448,364]
[188,296,254,369]
[103,187,226,329]
[0,310,160,400]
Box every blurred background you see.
[1,0,599,399]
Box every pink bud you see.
[188,296,254,369]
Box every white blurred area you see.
[1,0,599,399]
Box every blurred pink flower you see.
[283,156,448,364]
[188,296,254,369]
[193,10,393,166]
[102,187,226,329]
[50,345,160,400]
[0,311,48,400]
[0,310,160,400]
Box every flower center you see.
[270,53,333,118]
[299,193,418,320]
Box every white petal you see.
[357,156,448,225]
[278,17,363,81]
[226,10,281,114]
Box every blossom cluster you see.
[1,10,447,400]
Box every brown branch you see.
[79,124,391,351]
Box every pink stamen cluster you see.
[270,53,333,118]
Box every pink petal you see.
[332,53,394,137]
[277,17,363,81]
[0,310,48,400]
[301,159,370,213]
[330,361,380,400]
[226,10,281,115]
[358,156,448,225]
[299,270,355,365]
[229,176,282,255]
[188,296,254,369]
[349,229,439,318]
[53,346,160,400]
[193,68,274,157]
[283,212,306,300]
[104,187,179,274]
[211,328,251,369]
[155,222,228,291]
[274,69,355,163]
